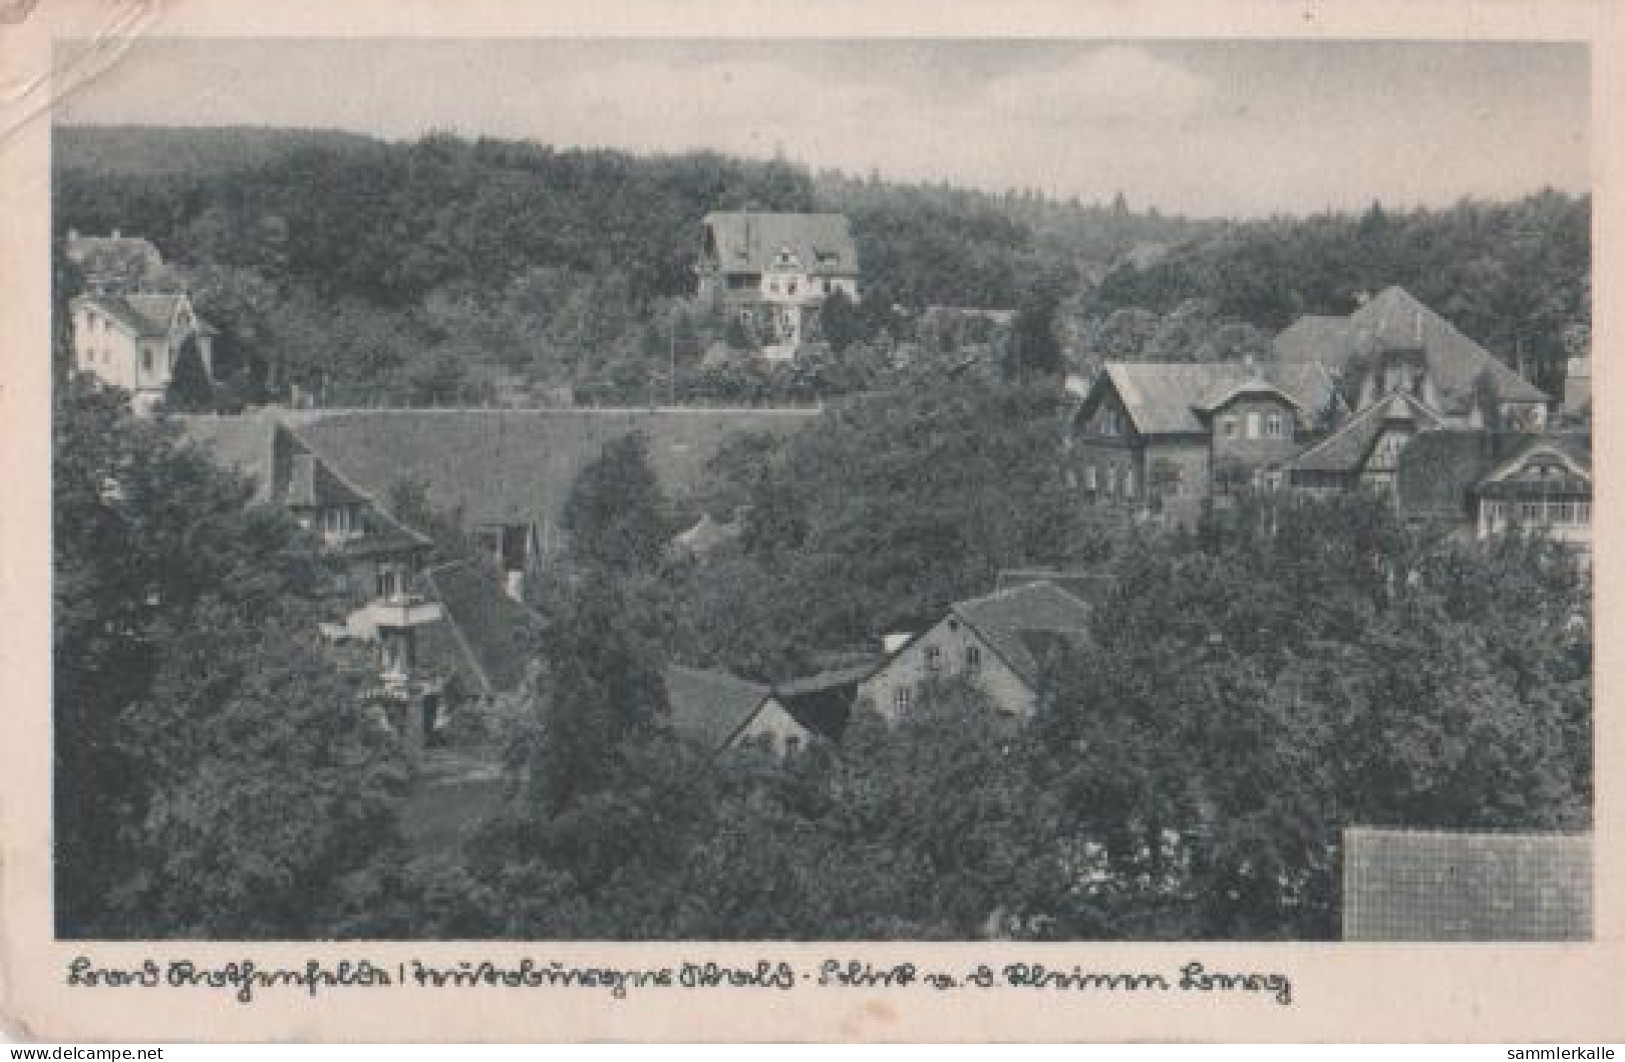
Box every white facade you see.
[856,613,1036,723]
[70,293,214,413]
[729,695,817,758]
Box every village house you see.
[179,413,446,747]
[183,406,817,600]
[70,290,217,414]
[664,665,821,759]
[1273,285,1549,429]
[1288,389,1448,496]
[66,231,217,415]
[856,580,1093,722]
[696,211,860,360]
[1067,360,1341,515]
[1394,430,1592,550]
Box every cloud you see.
[980,45,1212,125]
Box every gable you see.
[1274,286,1547,411]
[664,665,773,752]
[1074,377,1138,439]
[1291,392,1444,475]
[1090,361,1339,437]
[702,212,859,277]
[1482,440,1592,492]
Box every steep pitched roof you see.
[663,665,775,752]
[175,413,431,551]
[1478,433,1592,494]
[1272,314,1351,362]
[951,581,1093,686]
[1273,286,1547,410]
[418,560,538,696]
[1290,391,1446,475]
[702,212,859,276]
[772,662,879,743]
[286,451,370,508]
[288,408,819,528]
[80,291,215,340]
[994,569,1117,608]
[174,412,282,503]
[1342,827,1591,941]
[1091,360,1339,436]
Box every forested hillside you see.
[55,126,1589,408]
[1075,192,1590,396]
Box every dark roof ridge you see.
[282,423,432,548]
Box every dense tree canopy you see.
[53,379,411,937]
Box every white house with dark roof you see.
[71,291,216,413]
[696,211,860,357]
[855,581,1093,722]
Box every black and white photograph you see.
[7,0,1623,1043]
[36,24,1600,952]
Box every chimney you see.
[111,228,120,239]
[67,228,78,241]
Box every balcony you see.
[351,593,443,633]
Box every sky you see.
[52,37,1590,218]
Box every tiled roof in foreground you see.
[1342,826,1591,941]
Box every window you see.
[787,280,799,296]
[965,645,982,674]
[376,566,399,600]
[1123,469,1136,498]
[1064,468,1078,490]
[893,687,913,713]
[925,645,942,673]
[1220,416,1239,438]
[784,734,801,758]
[1266,413,1284,438]
[1105,466,1117,496]
[1085,465,1097,491]
[1246,412,1262,439]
